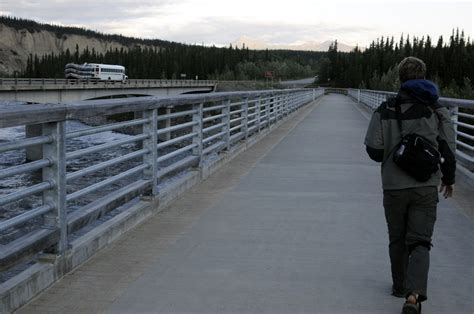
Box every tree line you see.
[22,43,323,81]
[318,29,474,98]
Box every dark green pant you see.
[383,186,438,302]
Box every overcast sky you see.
[0,0,472,48]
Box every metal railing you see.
[0,78,217,90]
[0,88,323,271]
[324,88,348,95]
[347,89,474,171]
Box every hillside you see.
[0,24,123,75]
[0,16,181,76]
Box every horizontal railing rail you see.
[346,88,474,172]
[0,78,217,90]
[324,88,348,95]
[0,88,323,272]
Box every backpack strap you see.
[381,96,404,166]
[394,95,403,134]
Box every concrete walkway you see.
[18,95,473,313]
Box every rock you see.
[0,24,154,76]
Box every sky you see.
[0,0,472,49]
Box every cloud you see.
[0,0,378,45]
[0,0,470,48]
[152,17,377,47]
[0,0,180,28]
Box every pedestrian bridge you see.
[0,90,473,313]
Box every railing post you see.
[192,103,203,165]
[42,121,67,254]
[277,95,282,120]
[279,94,283,118]
[142,109,158,197]
[267,96,272,128]
[289,93,292,112]
[272,95,277,122]
[277,94,280,119]
[288,93,292,114]
[165,106,172,141]
[274,94,278,124]
[451,106,459,145]
[242,97,249,140]
[282,94,285,117]
[222,100,231,151]
[257,96,262,133]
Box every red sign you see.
[264,71,274,78]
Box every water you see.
[0,120,193,245]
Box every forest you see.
[318,29,474,98]
[22,44,323,81]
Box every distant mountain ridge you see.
[233,35,355,52]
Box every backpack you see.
[392,97,443,182]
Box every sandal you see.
[402,295,422,314]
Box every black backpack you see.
[392,97,443,182]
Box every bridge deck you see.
[18,95,473,313]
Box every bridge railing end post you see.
[42,121,68,255]
[222,100,231,151]
[192,103,204,167]
[142,109,158,196]
[243,97,249,140]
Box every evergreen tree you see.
[318,30,473,98]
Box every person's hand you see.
[439,183,454,199]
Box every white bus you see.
[65,63,128,82]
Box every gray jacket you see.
[364,90,456,190]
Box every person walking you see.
[364,56,456,313]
